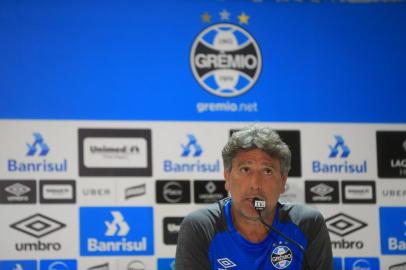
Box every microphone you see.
[252,198,311,270]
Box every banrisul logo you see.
[8,133,68,173]
[163,134,220,173]
[190,22,261,97]
[380,207,406,254]
[0,260,36,270]
[157,258,175,270]
[80,207,154,256]
[312,135,367,174]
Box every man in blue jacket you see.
[175,125,333,270]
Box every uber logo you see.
[194,180,227,204]
[156,180,190,204]
[382,188,406,198]
[40,180,76,204]
[79,129,152,176]
[305,181,339,203]
[341,181,376,204]
[0,180,36,204]
[163,217,184,245]
[230,129,302,177]
[377,131,406,178]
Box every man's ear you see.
[281,175,288,193]
[224,169,231,191]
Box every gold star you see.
[238,12,250,25]
[201,12,212,23]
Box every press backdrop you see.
[0,0,406,270]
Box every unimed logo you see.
[380,207,406,254]
[80,207,154,256]
[79,129,152,176]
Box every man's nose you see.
[249,171,261,190]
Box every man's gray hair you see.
[222,125,291,176]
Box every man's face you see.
[224,148,287,220]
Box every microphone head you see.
[253,197,266,211]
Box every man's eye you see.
[240,167,249,173]
[264,168,273,175]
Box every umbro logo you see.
[217,258,237,269]
[10,213,66,238]
[305,181,339,204]
[5,183,31,196]
[311,183,333,196]
[325,213,367,237]
[0,180,36,204]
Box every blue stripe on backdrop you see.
[0,0,405,122]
